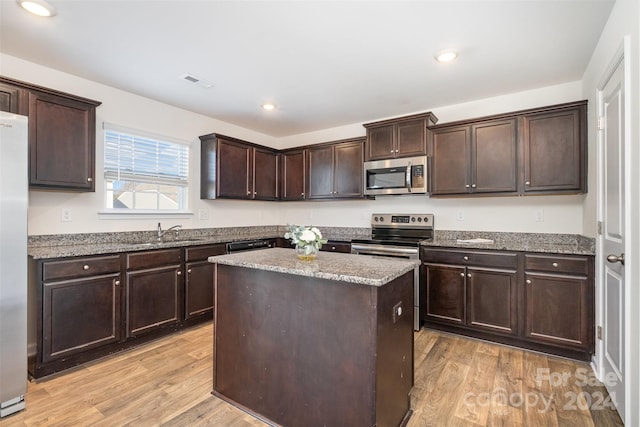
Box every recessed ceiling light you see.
[435,50,458,63]
[261,103,276,111]
[17,0,57,17]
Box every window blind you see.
[104,129,189,186]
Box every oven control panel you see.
[371,213,434,228]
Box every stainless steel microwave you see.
[363,155,428,196]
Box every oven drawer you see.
[421,248,517,269]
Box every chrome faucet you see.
[157,222,182,241]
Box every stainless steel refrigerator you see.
[0,111,28,418]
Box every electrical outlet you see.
[456,210,465,221]
[198,209,209,220]
[535,209,544,222]
[61,209,72,222]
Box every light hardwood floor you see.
[1,322,623,427]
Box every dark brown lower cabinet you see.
[185,244,226,320]
[29,245,218,379]
[424,250,517,335]
[422,248,594,361]
[29,254,123,378]
[125,249,182,338]
[42,273,121,363]
[524,254,594,352]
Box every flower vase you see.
[295,244,318,261]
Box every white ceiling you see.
[0,0,614,137]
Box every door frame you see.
[594,36,637,425]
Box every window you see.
[104,125,189,212]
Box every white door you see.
[598,58,625,419]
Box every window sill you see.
[98,210,194,220]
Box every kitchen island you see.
[208,248,419,427]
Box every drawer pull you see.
[463,256,469,261]
[331,246,336,250]
[552,262,559,267]
[83,265,89,270]
[87,177,93,182]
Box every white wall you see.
[2,53,586,236]
[581,0,640,424]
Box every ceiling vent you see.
[179,73,214,89]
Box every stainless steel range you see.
[351,213,434,331]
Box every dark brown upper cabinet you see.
[307,138,364,200]
[522,101,587,194]
[0,80,28,115]
[1,76,101,192]
[363,112,438,161]
[281,149,306,201]
[428,100,587,197]
[430,119,518,195]
[200,134,279,200]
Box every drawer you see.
[126,248,181,270]
[524,254,590,275]
[185,244,227,262]
[43,255,122,282]
[321,241,351,254]
[421,248,517,269]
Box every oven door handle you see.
[351,244,419,258]
[405,160,412,193]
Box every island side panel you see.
[375,271,415,427]
[214,264,378,427]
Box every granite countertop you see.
[28,226,595,259]
[209,248,420,287]
[27,226,371,260]
[421,231,595,256]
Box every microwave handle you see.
[406,160,412,192]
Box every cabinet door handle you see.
[177,270,182,276]
[467,273,472,278]
[471,184,476,188]
[301,192,305,196]
[463,256,469,261]
[526,279,532,284]
[114,280,120,286]
[187,268,192,273]
[254,191,257,196]
[247,190,251,195]
[460,272,465,277]
[552,262,559,267]
[83,265,90,270]
[465,184,470,188]
[525,181,530,185]
[87,177,93,182]
[395,149,399,153]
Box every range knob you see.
[423,217,430,223]
[379,217,385,222]
[374,216,379,222]
[417,217,422,222]
[411,217,416,222]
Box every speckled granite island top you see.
[209,247,420,287]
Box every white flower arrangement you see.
[284,224,328,250]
